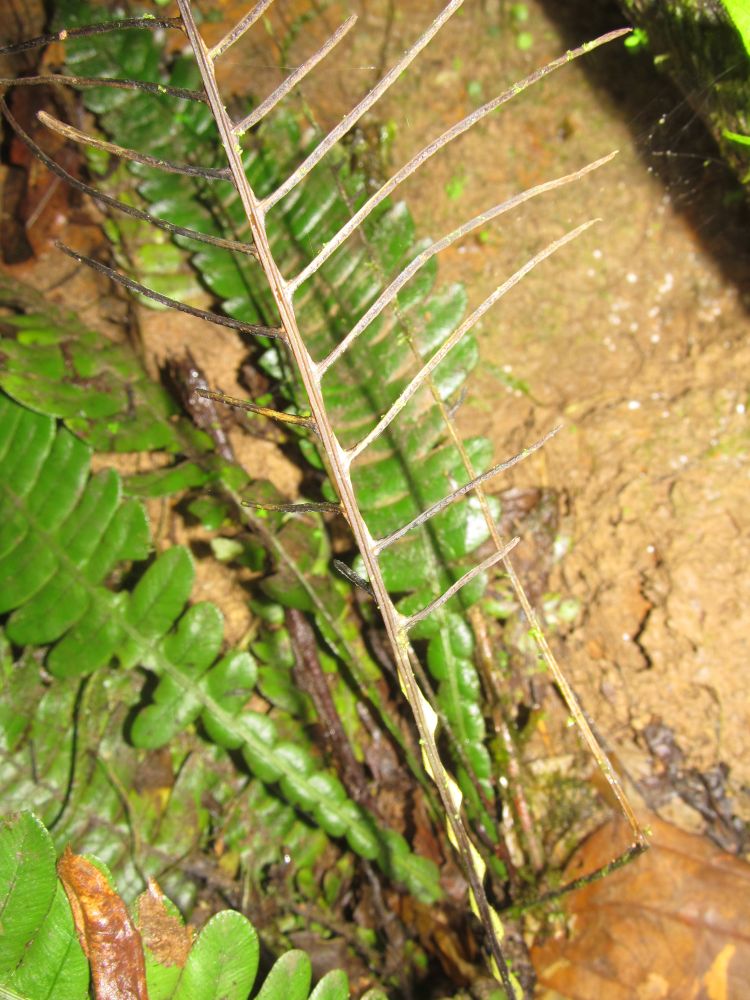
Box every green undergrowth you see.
[56,0,508,851]
[0,810,387,1000]
[0,1,572,993]
[0,318,440,892]
[0,277,443,991]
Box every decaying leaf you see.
[137,878,193,968]
[533,814,750,998]
[57,846,148,1000]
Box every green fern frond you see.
[54,16,501,838]
[0,389,439,901]
[0,810,380,1000]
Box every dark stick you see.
[197,389,314,429]
[38,110,231,181]
[55,242,284,340]
[333,559,375,599]
[166,349,236,462]
[0,74,206,103]
[0,17,184,57]
[285,608,375,812]
[242,500,340,513]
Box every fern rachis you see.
[173,2,646,990]
[0,2,649,994]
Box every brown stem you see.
[469,606,545,874]
[285,608,374,813]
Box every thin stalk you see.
[0,16,183,57]
[243,499,340,513]
[0,74,206,102]
[37,111,231,181]
[404,541,519,630]
[197,389,313,427]
[347,221,596,463]
[208,0,276,61]
[55,244,282,339]
[233,16,357,136]
[374,426,560,554]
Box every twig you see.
[38,110,231,180]
[55,243,283,339]
[285,608,374,812]
[0,16,184,57]
[469,606,545,874]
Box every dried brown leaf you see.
[57,846,148,1000]
[533,814,750,999]
[137,878,193,967]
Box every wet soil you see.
[220,0,750,831]
[29,0,747,834]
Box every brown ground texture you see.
[10,0,749,851]
[3,0,750,993]
[209,0,750,832]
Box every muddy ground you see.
[196,0,750,837]
[23,0,750,834]
[3,0,748,973]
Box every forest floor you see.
[197,0,750,838]
[4,0,750,994]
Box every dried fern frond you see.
[1,3,647,993]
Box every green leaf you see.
[308,969,349,1000]
[254,950,311,1000]
[129,602,224,748]
[172,911,258,1000]
[0,812,58,976]
[47,590,128,678]
[7,883,89,1000]
[120,547,195,668]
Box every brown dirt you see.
[230,0,750,831]
[6,0,748,865]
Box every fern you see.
[193,111,503,834]
[52,10,512,842]
[0,810,386,1000]
[0,3,651,993]
[0,386,439,902]
[0,272,415,778]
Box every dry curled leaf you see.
[57,846,148,1000]
[533,813,750,999]
[138,878,193,968]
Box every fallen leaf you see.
[57,847,148,1000]
[532,814,750,998]
[137,878,192,967]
